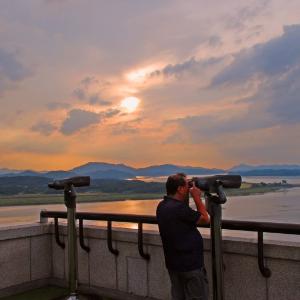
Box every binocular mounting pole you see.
[64,184,79,300]
[205,182,227,300]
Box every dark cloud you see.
[47,102,71,110]
[103,109,120,118]
[89,94,111,106]
[151,56,225,78]
[60,108,121,135]
[170,63,300,141]
[31,121,57,135]
[72,88,86,100]
[212,24,300,86]
[0,48,30,93]
[249,66,300,124]
[73,77,112,106]
[60,109,101,135]
[80,76,98,87]
[174,113,273,141]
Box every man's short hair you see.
[166,173,187,195]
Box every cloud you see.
[47,102,71,110]
[169,63,300,142]
[173,113,273,141]
[212,24,300,86]
[150,56,225,78]
[31,121,57,135]
[225,0,270,31]
[72,77,112,106]
[249,66,300,124]
[111,124,138,135]
[80,76,98,87]
[89,94,111,106]
[72,88,86,100]
[207,35,223,48]
[110,118,142,135]
[103,109,120,118]
[0,48,30,93]
[60,109,101,135]
[60,108,121,135]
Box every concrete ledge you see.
[0,223,51,241]
[0,222,299,300]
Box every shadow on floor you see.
[0,286,114,300]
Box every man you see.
[156,173,210,300]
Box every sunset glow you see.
[0,1,299,170]
[120,97,140,113]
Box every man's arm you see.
[189,182,210,225]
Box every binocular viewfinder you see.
[189,174,241,193]
[48,176,90,190]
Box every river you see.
[0,176,299,242]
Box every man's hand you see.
[190,181,210,224]
[189,181,201,199]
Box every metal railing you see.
[40,210,300,278]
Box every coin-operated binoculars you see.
[190,175,242,300]
[48,176,90,300]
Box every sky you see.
[0,0,300,171]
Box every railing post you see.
[40,209,48,223]
[258,231,271,277]
[64,185,78,298]
[107,220,119,255]
[79,218,90,252]
[206,183,227,300]
[138,222,150,260]
[54,217,65,249]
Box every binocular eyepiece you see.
[48,176,90,190]
[189,174,242,193]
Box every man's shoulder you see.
[157,196,184,213]
[157,196,168,210]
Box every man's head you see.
[166,173,189,200]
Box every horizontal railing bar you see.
[40,210,300,235]
[221,220,300,234]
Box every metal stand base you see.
[64,293,95,300]
[66,294,78,300]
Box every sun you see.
[120,97,140,113]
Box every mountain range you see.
[0,162,300,179]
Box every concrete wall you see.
[0,223,299,300]
[0,224,52,298]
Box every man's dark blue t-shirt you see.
[156,196,204,272]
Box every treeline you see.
[0,176,165,195]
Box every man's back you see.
[156,195,204,271]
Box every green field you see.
[0,192,162,207]
[0,182,296,207]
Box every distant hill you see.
[71,162,136,176]
[1,162,300,182]
[43,170,78,179]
